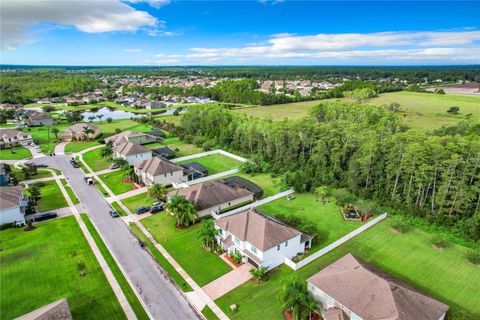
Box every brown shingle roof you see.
[307,254,449,320]
[65,123,100,133]
[168,179,253,212]
[215,208,302,251]
[113,142,151,156]
[0,186,23,210]
[106,131,155,145]
[0,128,31,140]
[134,157,184,176]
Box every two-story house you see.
[0,129,33,148]
[105,131,158,146]
[215,208,313,269]
[134,157,187,186]
[113,142,152,166]
[61,123,101,142]
[0,186,29,226]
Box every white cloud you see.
[124,48,141,53]
[125,0,170,9]
[0,0,159,50]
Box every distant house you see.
[25,111,55,126]
[0,128,33,148]
[134,156,187,186]
[147,129,166,139]
[181,162,208,180]
[152,146,176,159]
[113,142,152,166]
[307,254,449,320]
[61,123,101,141]
[167,179,255,217]
[105,131,157,146]
[0,103,23,111]
[0,186,28,226]
[0,163,10,186]
[215,208,312,269]
[145,101,166,109]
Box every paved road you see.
[31,155,199,320]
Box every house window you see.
[234,236,239,244]
[277,245,280,251]
[251,245,257,254]
[285,241,288,247]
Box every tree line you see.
[179,103,480,241]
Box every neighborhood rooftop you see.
[113,141,151,156]
[106,131,156,145]
[134,157,185,176]
[0,186,23,211]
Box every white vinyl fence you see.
[171,149,247,163]
[284,213,388,270]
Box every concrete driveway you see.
[31,155,199,320]
[202,263,253,300]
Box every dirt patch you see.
[0,250,33,264]
[433,245,445,251]
[389,227,400,234]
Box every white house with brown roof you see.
[113,142,152,166]
[168,179,255,218]
[0,129,33,148]
[307,253,449,320]
[25,111,55,126]
[61,123,101,141]
[134,157,187,186]
[105,131,157,146]
[214,208,312,269]
[0,186,28,226]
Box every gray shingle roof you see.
[0,186,23,210]
[135,157,184,176]
[113,142,151,156]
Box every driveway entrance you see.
[202,263,254,300]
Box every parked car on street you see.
[136,206,150,215]
[109,210,120,218]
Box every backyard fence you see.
[171,149,247,163]
[284,213,388,270]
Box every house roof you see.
[307,254,449,320]
[28,111,53,121]
[0,186,23,210]
[134,156,184,176]
[105,131,156,145]
[114,142,151,156]
[0,128,31,140]
[168,179,253,212]
[215,208,302,251]
[63,123,100,133]
[16,298,72,320]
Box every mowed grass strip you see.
[178,154,241,175]
[82,148,110,172]
[0,147,32,160]
[97,170,134,195]
[0,216,127,320]
[141,213,232,286]
[215,217,480,319]
[202,305,220,320]
[61,179,79,205]
[80,214,150,320]
[65,141,100,154]
[111,202,127,217]
[25,180,69,212]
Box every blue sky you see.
[1,1,479,66]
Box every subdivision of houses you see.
[105,131,158,146]
[0,186,29,226]
[307,253,449,320]
[167,178,257,217]
[24,111,55,126]
[0,128,33,147]
[134,156,187,186]
[61,123,101,141]
[113,142,152,166]
[214,207,313,269]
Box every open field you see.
[215,216,480,319]
[97,170,135,195]
[235,99,329,121]
[141,214,232,286]
[0,216,126,320]
[81,214,149,320]
[82,148,110,172]
[178,154,241,175]
[0,147,32,160]
[25,180,68,212]
[65,141,101,153]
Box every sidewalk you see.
[54,142,68,155]
[107,187,148,203]
[78,144,104,155]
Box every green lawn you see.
[95,181,110,197]
[96,119,152,138]
[145,136,203,158]
[259,194,363,252]
[122,193,155,213]
[202,305,220,320]
[82,148,110,172]
[81,214,149,320]
[234,172,285,197]
[112,202,127,217]
[11,167,52,182]
[97,170,135,195]
[178,154,241,175]
[0,147,32,160]
[235,99,329,121]
[20,124,69,153]
[0,216,126,320]
[26,180,69,212]
[65,141,101,154]
[61,179,79,205]
[215,216,480,319]
[141,213,232,286]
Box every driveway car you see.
[136,206,150,215]
[150,204,164,214]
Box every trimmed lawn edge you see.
[112,202,127,217]
[61,179,79,205]
[81,214,150,320]
[202,305,220,320]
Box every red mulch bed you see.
[283,310,322,320]
[224,254,242,268]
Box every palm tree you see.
[148,183,168,202]
[281,279,320,320]
[82,126,94,141]
[249,266,269,283]
[314,186,328,204]
[198,219,220,251]
[166,195,197,227]
[96,114,104,123]
[51,127,60,141]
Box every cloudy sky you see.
[1,0,479,66]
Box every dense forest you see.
[0,74,100,104]
[180,103,480,241]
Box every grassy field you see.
[215,216,480,319]
[61,179,79,205]
[202,305,220,320]
[259,194,363,252]
[81,214,149,320]
[95,181,110,197]
[178,154,241,175]
[0,216,126,320]
[141,214,232,286]
[122,193,155,213]
[12,167,52,182]
[235,99,328,121]
[82,148,110,172]
[21,124,69,153]
[65,141,101,153]
[0,147,32,160]
[232,172,285,197]
[146,136,203,158]
[97,170,135,195]
[25,180,69,212]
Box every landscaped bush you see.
[431,235,450,249]
[229,251,243,264]
[331,189,357,206]
[274,214,319,243]
[391,220,412,233]
[466,250,480,265]
[249,266,269,283]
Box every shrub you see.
[391,220,412,233]
[115,128,121,134]
[249,266,269,283]
[230,251,243,264]
[431,235,450,249]
[466,250,480,265]
[77,262,87,276]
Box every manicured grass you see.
[0,147,31,160]
[65,141,101,153]
[178,154,241,175]
[82,148,110,172]
[12,167,52,182]
[215,216,480,319]
[81,214,150,320]
[234,172,285,197]
[259,194,363,252]
[25,180,69,212]
[95,181,110,197]
[61,179,79,205]
[21,124,69,153]
[97,170,134,195]
[96,119,152,138]
[235,99,329,121]
[145,136,203,158]
[129,223,193,292]
[112,202,127,217]
[141,213,232,286]
[122,193,155,213]
[0,216,126,320]
[202,305,220,320]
